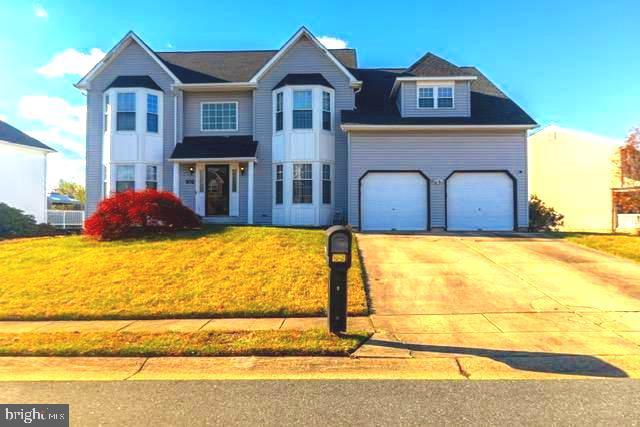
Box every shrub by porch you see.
[0,226,367,320]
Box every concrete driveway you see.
[354,233,640,374]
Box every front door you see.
[205,165,229,216]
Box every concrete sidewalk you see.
[0,316,375,333]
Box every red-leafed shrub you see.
[84,190,201,240]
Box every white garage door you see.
[447,172,514,231]
[361,172,428,231]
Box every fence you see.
[47,210,85,229]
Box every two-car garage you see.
[359,170,517,232]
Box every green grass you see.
[0,330,370,357]
[0,226,368,320]
[557,232,640,263]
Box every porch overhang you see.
[169,135,258,163]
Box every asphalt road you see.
[2,380,640,426]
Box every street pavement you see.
[2,380,640,425]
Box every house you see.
[528,125,636,232]
[76,27,536,232]
[0,120,55,223]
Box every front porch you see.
[169,136,258,223]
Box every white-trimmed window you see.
[116,93,136,131]
[322,91,331,131]
[293,90,312,129]
[437,87,454,108]
[201,102,238,131]
[146,165,158,190]
[417,85,454,109]
[104,95,109,133]
[275,164,283,205]
[322,164,331,204]
[293,163,312,203]
[115,165,135,192]
[275,92,283,132]
[147,94,158,133]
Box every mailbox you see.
[325,225,352,270]
[325,225,352,333]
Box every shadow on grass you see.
[364,338,629,378]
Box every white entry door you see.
[447,172,514,231]
[361,172,428,231]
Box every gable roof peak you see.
[405,51,473,77]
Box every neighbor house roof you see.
[169,136,258,160]
[106,75,162,91]
[341,59,536,127]
[0,120,55,152]
[273,73,334,90]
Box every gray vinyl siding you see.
[178,164,249,223]
[348,130,529,229]
[401,81,470,117]
[84,41,176,215]
[183,91,253,136]
[253,36,355,224]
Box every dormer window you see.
[417,85,454,109]
[116,93,136,131]
[293,90,312,129]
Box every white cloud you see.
[0,113,7,122]
[47,153,85,190]
[34,4,48,18]
[26,128,84,157]
[317,36,348,49]
[18,96,85,137]
[37,48,105,78]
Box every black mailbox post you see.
[325,225,352,333]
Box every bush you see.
[0,203,38,237]
[529,195,564,232]
[84,190,201,240]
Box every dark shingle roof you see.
[170,136,258,159]
[157,49,357,84]
[273,73,334,90]
[404,52,475,77]
[342,66,536,126]
[0,120,55,151]
[107,75,162,91]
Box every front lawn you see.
[559,232,640,263]
[0,226,367,320]
[0,330,369,357]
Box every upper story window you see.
[322,91,331,131]
[104,95,109,133]
[202,102,237,131]
[147,94,158,133]
[116,93,136,131]
[293,90,312,129]
[275,92,283,132]
[417,85,454,109]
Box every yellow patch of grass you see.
[0,226,368,320]
[561,232,640,263]
[0,330,369,357]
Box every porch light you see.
[188,166,195,175]
[240,164,246,175]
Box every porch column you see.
[248,161,254,224]
[172,163,180,197]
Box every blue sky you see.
[0,0,638,188]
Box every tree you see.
[613,128,640,214]
[57,180,86,205]
[529,195,564,232]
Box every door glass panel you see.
[205,165,229,216]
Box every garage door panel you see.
[362,173,428,231]
[447,172,514,231]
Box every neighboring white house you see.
[0,120,55,223]
[529,125,623,232]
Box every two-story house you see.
[76,27,536,232]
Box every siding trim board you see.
[444,169,518,231]
[358,170,431,231]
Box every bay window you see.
[292,90,312,129]
[275,92,283,131]
[293,164,312,203]
[275,164,283,205]
[115,165,135,192]
[322,164,331,204]
[147,94,158,133]
[116,93,136,131]
[146,165,158,190]
[322,91,331,131]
